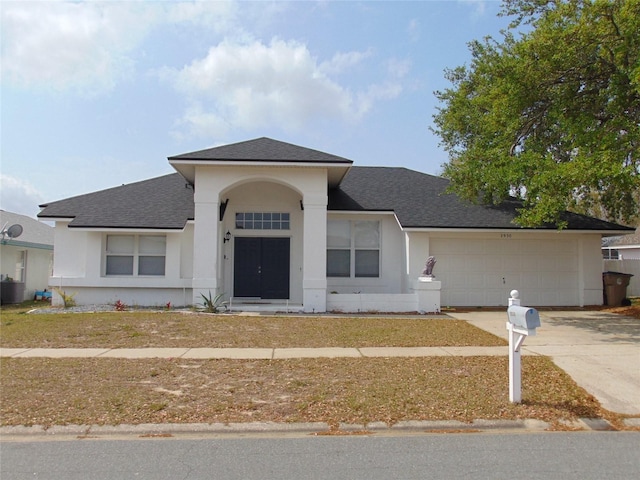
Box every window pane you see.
[139,256,165,275]
[327,220,351,247]
[355,250,379,277]
[107,235,134,254]
[106,256,133,275]
[354,221,379,248]
[327,250,350,277]
[139,236,166,255]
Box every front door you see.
[234,237,290,299]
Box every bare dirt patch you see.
[0,356,617,429]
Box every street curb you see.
[3,417,635,439]
[0,419,555,438]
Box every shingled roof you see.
[38,166,632,232]
[328,167,632,231]
[38,174,194,229]
[169,137,353,164]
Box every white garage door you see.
[430,237,579,307]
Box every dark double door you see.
[233,237,290,299]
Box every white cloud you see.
[1,1,148,93]
[167,39,402,138]
[0,174,45,218]
[0,0,240,94]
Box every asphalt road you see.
[2,432,639,480]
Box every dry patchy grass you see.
[0,311,505,348]
[0,356,614,429]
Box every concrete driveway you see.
[451,310,640,415]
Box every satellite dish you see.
[1,223,23,240]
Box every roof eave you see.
[169,159,352,187]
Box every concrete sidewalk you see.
[451,310,640,415]
[0,345,510,359]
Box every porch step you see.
[227,302,304,314]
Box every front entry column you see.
[302,195,327,312]
[192,200,220,305]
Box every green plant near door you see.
[199,292,228,313]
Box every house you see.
[0,210,54,304]
[602,228,640,260]
[37,137,633,312]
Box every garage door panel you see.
[431,237,579,307]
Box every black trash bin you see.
[602,271,634,306]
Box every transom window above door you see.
[235,212,290,230]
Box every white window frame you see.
[15,250,26,282]
[104,235,166,276]
[327,220,380,278]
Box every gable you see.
[169,137,353,164]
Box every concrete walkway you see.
[451,310,640,415]
[0,345,509,359]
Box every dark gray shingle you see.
[329,167,632,231]
[38,174,194,229]
[169,137,353,164]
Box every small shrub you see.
[53,288,76,308]
[200,291,228,313]
[114,300,127,311]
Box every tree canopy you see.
[432,0,639,227]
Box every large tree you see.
[432,0,639,227]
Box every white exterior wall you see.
[580,235,605,306]
[49,221,193,306]
[619,247,640,260]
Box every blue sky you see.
[1,0,514,218]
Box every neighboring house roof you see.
[0,210,54,249]
[37,166,633,232]
[169,137,353,164]
[606,228,640,248]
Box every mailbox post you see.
[506,290,541,403]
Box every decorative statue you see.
[422,256,436,277]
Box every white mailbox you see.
[505,291,541,403]
[507,305,540,332]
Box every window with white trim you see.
[105,235,166,276]
[235,212,290,230]
[327,220,380,278]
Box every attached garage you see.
[431,234,581,307]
